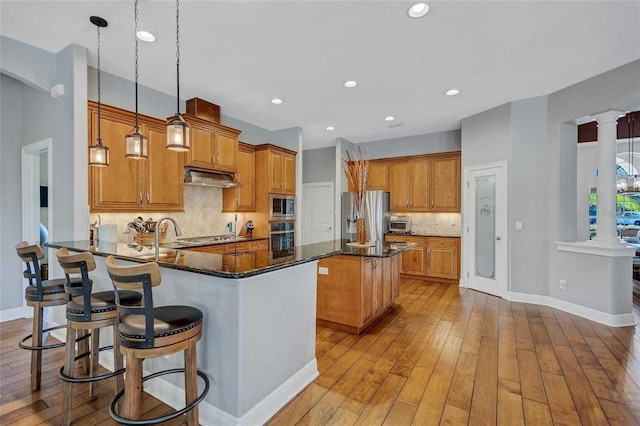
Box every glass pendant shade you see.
[89,140,110,167]
[166,113,190,151]
[125,127,148,159]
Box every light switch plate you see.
[515,221,523,230]
[318,267,329,275]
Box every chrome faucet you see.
[155,217,182,261]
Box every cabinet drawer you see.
[223,242,248,253]
[248,239,268,252]
[428,238,458,248]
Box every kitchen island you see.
[45,239,411,425]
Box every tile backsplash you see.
[90,186,252,243]
[402,212,462,236]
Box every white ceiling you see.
[1,1,639,149]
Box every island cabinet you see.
[385,234,460,283]
[183,113,240,173]
[183,239,268,255]
[316,254,400,334]
[256,144,296,195]
[223,142,255,212]
[388,152,461,213]
[88,102,184,212]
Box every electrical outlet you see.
[559,280,567,290]
[450,218,456,226]
[318,267,329,275]
[435,217,440,225]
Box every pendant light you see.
[617,113,638,194]
[88,16,110,167]
[166,0,190,151]
[125,0,148,159]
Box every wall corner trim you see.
[506,291,636,327]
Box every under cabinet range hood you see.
[184,170,241,188]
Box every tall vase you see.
[356,218,367,245]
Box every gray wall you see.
[0,74,25,311]
[358,130,461,159]
[303,147,335,183]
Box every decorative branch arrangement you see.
[342,147,369,217]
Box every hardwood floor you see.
[3,278,640,425]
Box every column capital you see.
[591,110,625,125]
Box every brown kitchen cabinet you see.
[316,254,400,334]
[183,113,240,173]
[385,234,460,283]
[88,102,184,212]
[256,144,296,195]
[388,152,461,213]
[223,142,255,212]
[248,239,268,252]
[368,160,389,191]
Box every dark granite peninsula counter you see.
[45,239,413,424]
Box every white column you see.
[591,110,625,246]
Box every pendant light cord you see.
[134,0,140,130]
[176,0,180,114]
[97,23,102,145]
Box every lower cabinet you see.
[182,239,267,254]
[385,235,460,282]
[317,254,400,334]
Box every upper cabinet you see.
[183,114,240,173]
[223,142,256,212]
[389,152,460,213]
[368,160,389,191]
[88,102,184,212]
[256,144,296,195]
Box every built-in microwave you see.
[269,194,295,220]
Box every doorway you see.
[302,182,335,244]
[22,139,53,307]
[464,161,508,297]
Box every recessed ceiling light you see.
[136,30,156,42]
[385,116,395,122]
[344,81,358,88]
[326,126,335,131]
[446,89,460,96]
[408,3,430,18]
[271,98,283,105]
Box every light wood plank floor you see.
[4,279,640,425]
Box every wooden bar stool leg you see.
[31,304,43,391]
[185,340,199,426]
[123,353,142,421]
[113,324,124,398]
[89,328,100,398]
[62,327,77,426]
[78,329,90,375]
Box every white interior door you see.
[303,182,334,244]
[465,162,508,297]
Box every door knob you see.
[495,236,501,240]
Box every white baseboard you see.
[458,278,468,288]
[506,291,636,327]
[98,352,318,426]
[0,306,31,323]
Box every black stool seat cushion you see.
[67,290,142,317]
[25,277,82,301]
[119,306,203,341]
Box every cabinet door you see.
[223,143,255,212]
[373,258,384,313]
[409,158,429,211]
[214,130,238,173]
[186,123,215,169]
[282,153,296,195]
[391,255,400,299]
[223,242,248,253]
[145,123,184,211]
[368,161,389,191]
[361,259,374,323]
[402,244,427,276]
[248,239,268,252]
[430,155,461,212]
[389,161,409,211]
[382,257,393,308]
[89,108,143,211]
[269,150,284,193]
[427,238,460,279]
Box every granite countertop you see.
[45,239,414,279]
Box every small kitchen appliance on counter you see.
[389,215,411,233]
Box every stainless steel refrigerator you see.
[342,191,390,243]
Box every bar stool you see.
[15,241,81,391]
[56,248,143,426]
[105,255,209,425]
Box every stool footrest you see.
[109,368,210,425]
[18,324,80,350]
[58,344,125,383]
